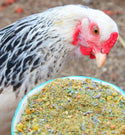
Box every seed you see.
[39,107,42,110]
[106,121,110,125]
[26,109,34,114]
[108,117,114,120]
[116,96,123,104]
[45,124,50,128]
[90,124,93,127]
[16,123,25,131]
[107,96,112,101]
[36,98,41,101]
[97,132,101,135]
[71,115,75,118]
[49,105,52,108]
[120,125,125,134]
[33,125,38,131]
[18,128,23,132]
[86,114,90,118]
[77,95,81,99]
[28,129,32,132]
[112,92,118,97]
[110,125,116,129]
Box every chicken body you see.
[0,5,118,134]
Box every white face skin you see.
[80,13,118,48]
[77,10,119,67]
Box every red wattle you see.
[90,54,96,59]
[80,46,92,55]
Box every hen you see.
[0,5,118,134]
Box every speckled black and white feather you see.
[0,10,68,95]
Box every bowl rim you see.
[11,76,125,135]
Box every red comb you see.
[102,32,118,54]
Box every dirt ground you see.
[0,0,125,91]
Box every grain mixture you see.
[15,78,125,135]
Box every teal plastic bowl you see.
[11,76,125,135]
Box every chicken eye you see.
[92,26,99,35]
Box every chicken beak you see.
[95,53,107,68]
